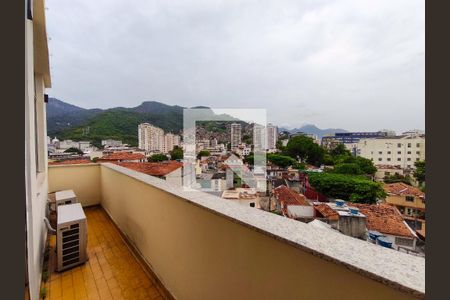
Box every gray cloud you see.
[46,0,424,132]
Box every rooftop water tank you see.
[349,207,359,215]
[335,199,345,207]
[368,230,383,241]
[377,237,393,248]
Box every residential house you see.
[375,164,405,182]
[384,182,426,238]
[98,151,146,163]
[211,173,227,192]
[352,203,418,252]
[115,161,183,186]
[299,172,328,202]
[271,186,314,221]
[314,201,366,239]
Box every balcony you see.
[48,163,425,300]
[46,207,164,300]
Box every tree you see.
[330,143,351,157]
[284,135,325,166]
[307,172,386,204]
[242,134,252,144]
[197,150,210,159]
[413,160,425,184]
[353,156,377,175]
[169,146,183,160]
[64,147,84,155]
[333,163,363,175]
[267,154,298,168]
[331,155,376,176]
[148,153,168,162]
[243,153,254,165]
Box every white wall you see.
[165,168,183,186]
[25,19,49,300]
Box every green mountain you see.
[47,99,247,147]
[48,99,184,147]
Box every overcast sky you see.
[46,0,424,132]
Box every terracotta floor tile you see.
[47,206,165,300]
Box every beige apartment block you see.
[138,123,165,151]
[356,135,425,169]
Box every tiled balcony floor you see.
[47,206,165,300]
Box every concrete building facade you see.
[267,123,278,150]
[230,123,242,148]
[356,135,425,169]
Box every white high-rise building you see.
[164,133,181,153]
[138,123,165,152]
[267,123,278,150]
[231,123,242,148]
[253,124,265,151]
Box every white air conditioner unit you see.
[55,190,78,207]
[56,203,87,272]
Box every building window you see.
[416,143,420,147]
[407,165,411,168]
[406,196,414,202]
[407,158,411,161]
[385,172,390,176]
[407,143,411,148]
[27,0,33,20]
[397,151,401,154]
[397,158,401,161]
[387,158,391,161]
[397,143,402,147]
[387,151,391,154]
[378,158,382,161]
[407,151,411,154]
[416,158,420,161]
[378,151,382,155]
[34,79,46,174]
[416,151,420,155]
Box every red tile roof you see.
[49,159,92,165]
[383,182,424,198]
[352,203,415,238]
[273,185,310,206]
[314,204,339,221]
[114,161,182,176]
[98,152,145,162]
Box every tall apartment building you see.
[230,123,242,148]
[138,123,165,152]
[356,135,425,169]
[138,123,180,153]
[253,124,266,150]
[164,133,180,153]
[267,123,278,150]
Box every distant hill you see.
[47,98,187,146]
[280,124,348,139]
[47,98,345,147]
[46,98,103,134]
[47,98,248,147]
